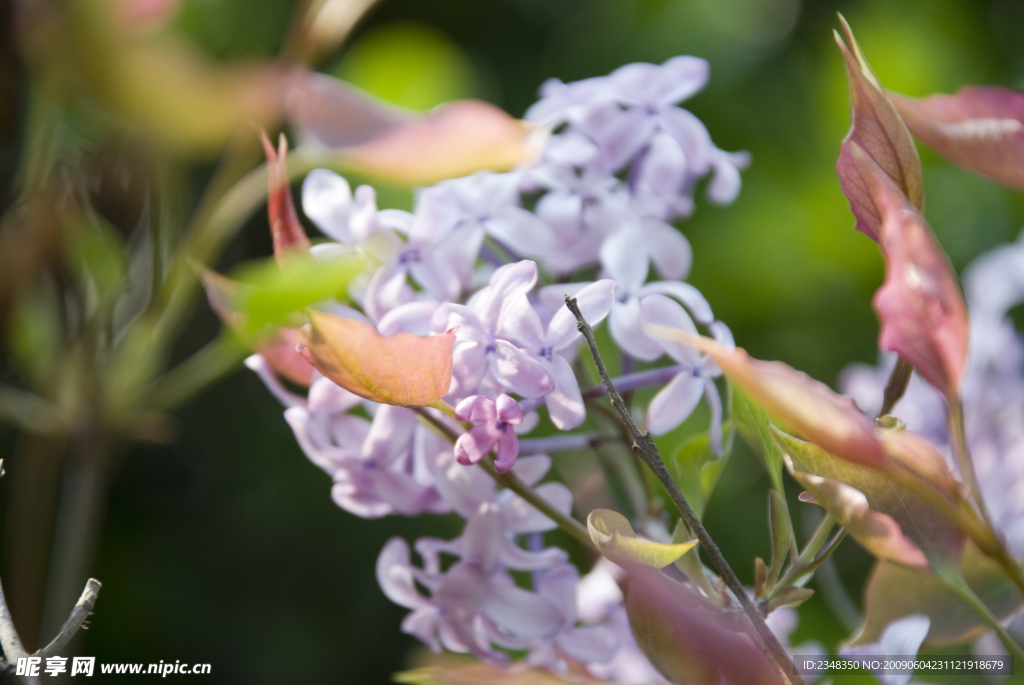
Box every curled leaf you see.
[776,428,965,570]
[625,565,784,685]
[853,542,1023,648]
[298,308,455,406]
[871,179,969,398]
[260,131,310,265]
[587,509,697,569]
[834,15,923,240]
[650,327,887,469]
[891,86,1024,190]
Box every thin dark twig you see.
[565,296,803,685]
[38,579,101,658]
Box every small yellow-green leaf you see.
[767,586,814,612]
[587,509,697,569]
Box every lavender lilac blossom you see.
[247,57,766,677]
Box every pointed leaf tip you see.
[587,509,697,569]
[298,309,455,406]
[260,130,310,264]
[871,179,968,398]
[649,327,887,469]
[835,18,923,241]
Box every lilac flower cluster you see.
[248,57,753,677]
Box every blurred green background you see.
[4,0,1024,682]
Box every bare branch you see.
[565,295,803,685]
[38,579,102,658]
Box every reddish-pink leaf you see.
[625,565,783,685]
[201,271,314,387]
[298,309,455,406]
[891,86,1024,190]
[260,130,310,265]
[649,328,888,468]
[871,179,969,398]
[285,72,539,185]
[257,328,314,387]
[342,100,539,186]
[835,16,924,240]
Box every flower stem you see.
[565,296,804,685]
[878,356,913,418]
[412,406,596,552]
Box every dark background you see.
[5,0,1024,682]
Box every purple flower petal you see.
[639,294,700,365]
[488,340,554,398]
[543,354,587,430]
[647,372,704,436]
[495,394,523,424]
[547,279,617,352]
[609,299,664,361]
[639,280,714,323]
[454,423,501,466]
[484,583,564,638]
[455,395,497,423]
[643,219,692,281]
[493,425,520,473]
[601,226,649,293]
[301,169,354,242]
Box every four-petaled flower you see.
[454,395,524,473]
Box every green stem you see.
[772,514,837,593]
[941,570,1024,663]
[146,335,249,411]
[412,407,596,552]
[947,399,991,528]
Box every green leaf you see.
[853,542,1023,648]
[775,427,965,570]
[9,278,62,386]
[766,586,814,612]
[587,509,697,569]
[768,489,795,589]
[669,421,734,520]
[66,216,128,309]
[230,253,365,338]
[731,384,785,492]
